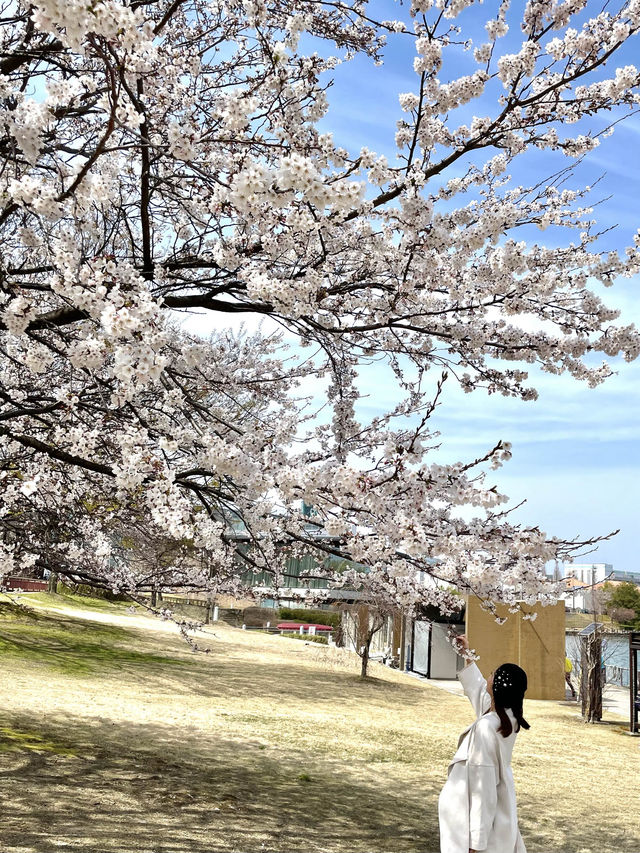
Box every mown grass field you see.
[0,592,638,853]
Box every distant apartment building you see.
[565,563,613,585]
[563,563,640,611]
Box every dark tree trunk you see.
[581,630,603,722]
[47,571,58,594]
[360,644,369,678]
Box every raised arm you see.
[459,663,492,719]
[454,635,491,719]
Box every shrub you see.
[278,607,341,628]
[280,632,328,645]
[609,607,638,629]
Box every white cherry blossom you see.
[0,0,638,619]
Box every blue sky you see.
[315,1,640,571]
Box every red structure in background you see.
[276,622,333,633]
[2,577,48,592]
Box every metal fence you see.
[605,664,630,687]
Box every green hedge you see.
[278,606,341,628]
[280,632,328,645]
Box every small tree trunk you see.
[47,571,58,594]
[150,588,157,608]
[360,644,369,678]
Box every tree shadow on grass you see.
[0,711,441,853]
[0,608,449,852]
[2,608,637,853]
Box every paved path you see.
[602,682,632,719]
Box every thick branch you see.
[0,426,114,476]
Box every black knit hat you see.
[493,662,528,705]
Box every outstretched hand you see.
[453,633,475,667]
[454,634,470,655]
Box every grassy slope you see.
[565,612,614,631]
[0,593,638,853]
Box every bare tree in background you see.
[340,602,395,679]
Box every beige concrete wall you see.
[466,597,566,700]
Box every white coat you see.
[438,663,526,853]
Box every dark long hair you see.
[492,663,530,738]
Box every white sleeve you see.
[458,662,491,719]
[467,719,500,850]
[468,763,499,851]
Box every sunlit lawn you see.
[0,592,638,853]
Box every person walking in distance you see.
[438,635,529,853]
[564,656,577,699]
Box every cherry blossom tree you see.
[2,0,640,617]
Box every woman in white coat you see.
[438,635,529,853]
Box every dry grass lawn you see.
[0,592,638,853]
